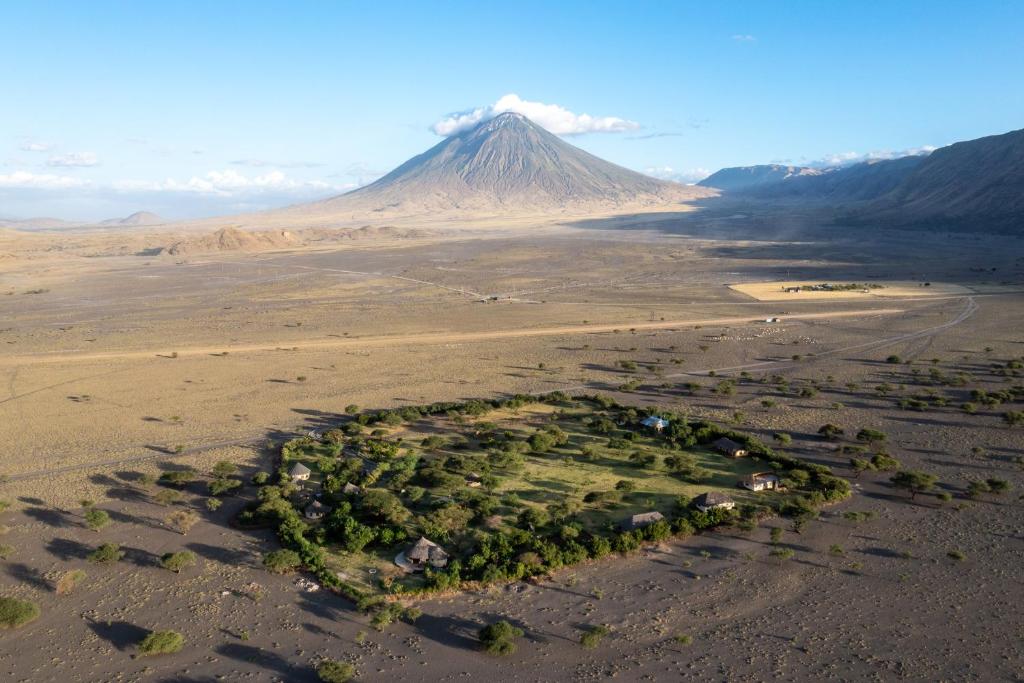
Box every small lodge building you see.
[466,472,483,488]
[742,472,780,492]
[399,537,449,572]
[288,462,312,483]
[342,482,361,495]
[304,500,331,520]
[693,491,736,513]
[621,511,665,531]
[640,416,669,432]
[712,437,748,458]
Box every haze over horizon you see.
[2,0,1022,221]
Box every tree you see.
[263,549,302,574]
[158,469,196,488]
[88,542,124,564]
[1004,411,1024,427]
[138,630,185,656]
[818,424,844,440]
[0,597,40,629]
[165,509,200,535]
[479,620,525,656]
[870,454,901,472]
[208,478,242,496]
[849,458,875,478]
[211,461,238,478]
[890,470,937,499]
[773,433,792,446]
[85,508,111,532]
[160,551,198,573]
[614,479,636,493]
[580,624,611,649]
[856,428,887,444]
[359,490,409,525]
[317,659,356,682]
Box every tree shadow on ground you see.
[86,619,149,651]
[216,643,313,681]
[22,506,74,528]
[4,562,49,591]
[185,542,254,566]
[411,612,482,651]
[46,537,92,561]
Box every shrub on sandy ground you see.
[55,569,86,595]
[580,624,611,649]
[137,630,185,656]
[85,508,111,532]
[0,597,40,629]
[165,509,200,535]
[160,551,198,573]
[88,543,124,564]
[0,544,13,560]
[479,620,525,655]
[263,549,302,574]
[316,659,355,682]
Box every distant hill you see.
[697,165,822,192]
[160,227,298,255]
[301,112,708,216]
[854,128,1024,231]
[700,127,1024,232]
[101,211,165,227]
[0,216,74,231]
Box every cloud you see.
[432,94,641,137]
[732,34,756,42]
[628,132,684,140]
[810,145,938,168]
[111,169,344,197]
[644,166,712,184]
[19,141,53,152]
[0,171,91,189]
[47,152,99,167]
[230,159,325,169]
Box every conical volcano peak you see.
[304,112,710,217]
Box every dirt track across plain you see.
[0,306,905,366]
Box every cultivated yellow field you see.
[729,280,973,301]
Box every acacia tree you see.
[890,470,937,499]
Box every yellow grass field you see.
[729,280,973,301]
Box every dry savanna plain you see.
[0,213,1023,681]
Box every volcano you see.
[305,112,707,217]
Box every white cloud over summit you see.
[811,145,938,168]
[644,165,712,184]
[431,94,641,137]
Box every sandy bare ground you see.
[0,220,1022,681]
[0,307,905,366]
[729,279,974,301]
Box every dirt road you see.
[0,307,905,366]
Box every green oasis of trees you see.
[237,393,851,604]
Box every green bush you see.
[88,542,124,564]
[160,551,198,573]
[580,624,611,648]
[263,549,302,574]
[317,659,355,682]
[0,597,40,629]
[479,620,524,655]
[138,630,185,656]
[85,508,111,532]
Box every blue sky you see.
[2,1,1022,221]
